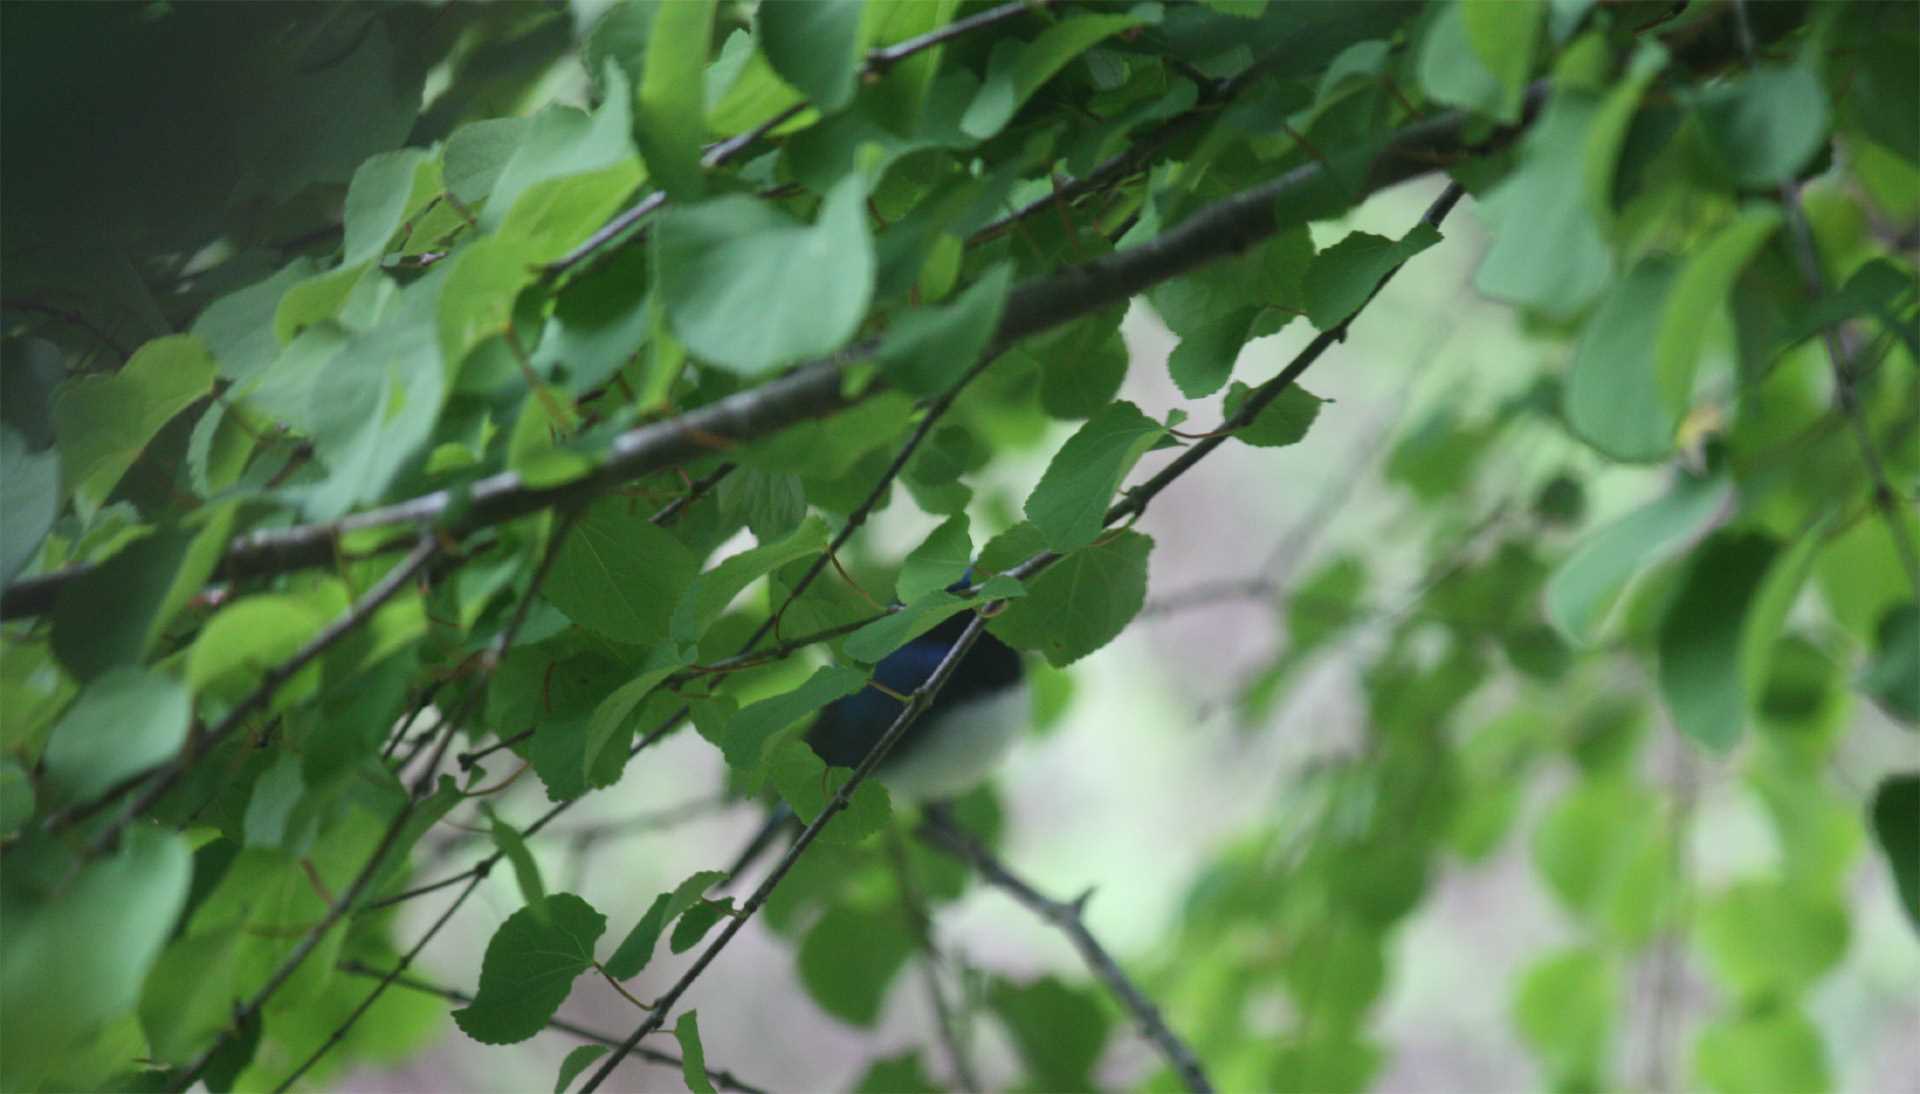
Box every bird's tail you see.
[723,801,796,887]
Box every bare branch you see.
[918,806,1214,1093]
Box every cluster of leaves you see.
[0,1,1913,1092]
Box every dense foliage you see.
[1,1,1914,1092]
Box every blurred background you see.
[346,178,1919,1093]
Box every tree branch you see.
[917,806,1213,1094]
[3,92,1517,621]
[337,961,769,1094]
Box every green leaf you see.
[635,0,713,198]
[582,646,689,783]
[853,1052,943,1094]
[671,515,830,647]
[989,530,1151,667]
[877,264,1013,396]
[42,666,189,805]
[605,870,727,979]
[1698,879,1848,1002]
[1532,776,1674,943]
[1545,472,1730,643]
[961,13,1148,139]
[1037,322,1130,420]
[1148,226,1312,337]
[898,515,973,603]
[843,593,969,665]
[452,893,608,1045]
[1694,1008,1830,1094]
[191,259,320,384]
[1222,380,1325,448]
[1023,401,1166,552]
[1736,520,1827,721]
[445,116,531,208]
[0,829,191,1084]
[487,806,547,911]
[717,467,809,541]
[763,737,892,844]
[1564,257,1681,461]
[439,235,541,369]
[669,900,727,955]
[797,905,914,1026]
[1,427,58,585]
[1460,0,1543,122]
[1167,308,1262,399]
[484,66,637,232]
[53,505,236,680]
[1658,532,1779,753]
[555,1045,610,1094]
[1471,94,1612,318]
[187,591,332,705]
[1418,0,1523,123]
[1303,223,1441,331]
[1652,206,1782,418]
[1512,948,1616,1088]
[656,174,875,373]
[758,0,865,112]
[544,497,702,644]
[701,665,869,778]
[1695,63,1830,187]
[674,1010,717,1094]
[0,759,32,835]
[1861,605,1920,723]
[989,976,1110,1090]
[52,334,217,512]
[1870,774,1920,933]
[342,148,433,267]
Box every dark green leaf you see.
[758,0,864,112]
[606,870,727,979]
[989,976,1109,1090]
[452,893,608,1045]
[674,1010,717,1094]
[1545,472,1730,644]
[990,530,1151,667]
[961,14,1148,139]
[898,515,973,603]
[877,264,1012,396]
[555,1045,610,1094]
[668,899,727,954]
[717,467,809,541]
[853,1051,943,1094]
[797,905,914,1026]
[341,148,432,267]
[544,497,702,644]
[1860,604,1919,724]
[1167,308,1261,398]
[672,516,829,647]
[0,426,58,585]
[699,665,869,778]
[1658,532,1778,753]
[1695,64,1830,186]
[1303,223,1441,331]
[1024,401,1165,552]
[54,506,236,680]
[52,334,216,511]
[487,806,547,911]
[762,737,892,845]
[635,0,712,198]
[1222,381,1324,448]
[1870,774,1920,933]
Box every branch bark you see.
[1,96,1518,621]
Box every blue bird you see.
[725,604,1026,881]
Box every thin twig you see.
[886,825,982,1092]
[918,806,1214,1093]
[335,962,769,1094]
[48,536,440,853]
[257,514,583,1094]
[579,615,997,1092]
